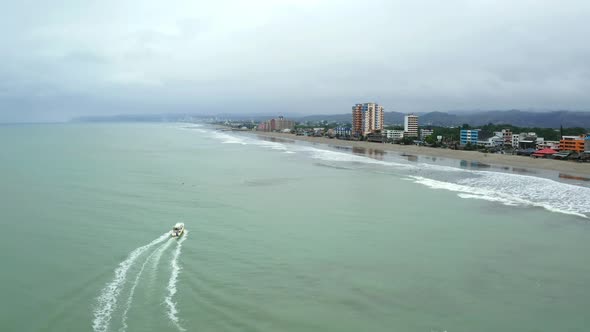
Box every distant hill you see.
[298,110,590,128]
[297,112,406,124]
[422,110,590,128]
[73,110,590,129]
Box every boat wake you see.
[151,236,175,276]
[93,233,169,332]
[165,231,188,331]
[119,239,173,332]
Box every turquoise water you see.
[1,123,589,332]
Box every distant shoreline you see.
[244,131,590,177]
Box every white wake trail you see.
[165,231,188,331]
[119,239,173,332]
[93,233,168,332]
[151,236,175,274]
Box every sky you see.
[1,0,590,122]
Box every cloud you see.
[1,0,590,121]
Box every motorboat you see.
[170,223,185,238]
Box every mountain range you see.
[298,110,590,128]
[74,110,590,129]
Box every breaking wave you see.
[198,126,590,218]
[411,174,590,218]
[93,233,169,332]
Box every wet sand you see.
[248,131,590,177]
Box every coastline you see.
[243,130,590,177]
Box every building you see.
[334,127,352,137]
[560,135,586,153]
[420,128,434,140]
[511,132,539,149]
[352,103,384,136]
[460,129,480,145]
[511,134,520,148]
[586,136,590,152]
[273,116,295,131]
[404,114,419,137]
[537,140,560,150]
[493,129,512,145]
[367,133,386,142]
[383,129,404,140]
[478,135,504,148]
[257,122,269,131]
[257,116,295,132]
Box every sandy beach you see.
[245,131,590,177]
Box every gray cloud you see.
[1,0,590,122]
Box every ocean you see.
[1,123,589,332]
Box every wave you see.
[204,128,461,172]
[165,232,188,331]
[411,175,590,218]
[119,239,173,332]
[199,126,589,218]
[204,129,296,153]
[93,233,169,332]
[211,131,248,145]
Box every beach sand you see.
[246,131,590,177]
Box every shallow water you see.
[1,123,589,332]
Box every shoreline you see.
[243,131,590,177]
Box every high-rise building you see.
[257,116,295,132]
[404,114,419,137]
[352,103,384,136]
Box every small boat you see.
[170,223,185,238]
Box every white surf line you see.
[165,231,188,331]
[119,239,173,332]
[93,233,169,332]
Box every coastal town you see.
[217,102,590,163]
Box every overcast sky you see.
[1,0,589,122]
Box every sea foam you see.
[412,174,590,218]
[199,125,590,218]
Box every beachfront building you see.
[560,135,586,153]
[352,103,384,136]
[460,129,479,145]
[512,132,538,149]
[257,116,295,132]
[478,135,504,148]
[404,114,419,137]
[420,128,434,140]
[334,127,352,137]
[494,129,512,145]
[586,135,590,152]
[537,140,560,150]
[512,134,520,148]
[383,129,404,140]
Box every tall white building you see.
[352,103,384,136]
[404,114,419,137]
